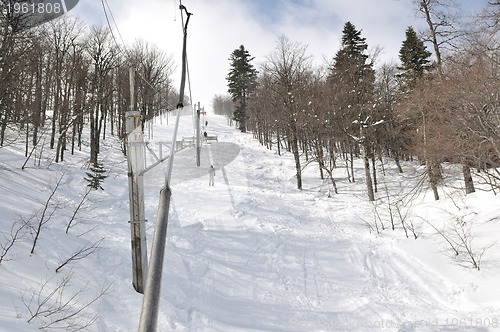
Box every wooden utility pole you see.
[126,67,148,293]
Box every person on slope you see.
[208,165,215,186]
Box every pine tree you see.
[329,22,376,201]
[329,21,375,108]
[398,26,432,88]
[226,45,258,132]
[84,161,108,190]
[398,27,439,200]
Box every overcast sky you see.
[69,0,486,111]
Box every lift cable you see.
[101,0,177,112]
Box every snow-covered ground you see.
[1,111,499,331]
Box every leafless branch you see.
[0,215,32,264]
[30,173,64,254]
[55,238,104,273]
[66,187,92,234]
[20,272,112,331]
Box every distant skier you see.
[208,165,215,186]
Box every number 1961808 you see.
[5,2,63,15]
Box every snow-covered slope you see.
[1,112,499,331]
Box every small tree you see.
[21,272,111,331]
[1,217,31,264]
[30,174,64,254]
[84,161,107,190]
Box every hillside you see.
[1,112,499,331]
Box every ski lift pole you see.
[138,3,192,332]
[196,101,201,167]
[126,67,148,294]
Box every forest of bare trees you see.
[220,0,500,199]
[2,1,499,201]
[0,6,177,170]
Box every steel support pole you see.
[137,186,171,332]
[137,4,192,330]
[126,67,148,293]
[196,102,201,167]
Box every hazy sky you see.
[69,0,487,111]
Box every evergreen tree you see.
[85,161,108,190]
[398,27,438,200]
[226,45,258,132]
[329,22,376,201]
[398,26,432,88]
[329,21,375,109]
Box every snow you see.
[1,112,500,331]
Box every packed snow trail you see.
[139,115,499,331]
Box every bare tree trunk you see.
[363,143,375,201]
[419,0,443,69]
[316,140,324,180]
[90,106,99,166]
[371,150,378,193]
[350,147,355,183]
[290,123,302,190]
[394,153,403,173]
[33,61,43,146]
[50,60,62,150]
[345,155,352,183]
[427,161,440,201]
[277,130,281,156]
[0,117,6,146]
[462,162,475,194]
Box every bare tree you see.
[43,17,87,162]
[212,94,234,119]
[415,0,466,70]
[30,173,64,254]
[0,216,32,264]
[84,26,119,167]
[129,39,175,138]
[65,187,92,234]
[423,213,495,271]
[56,238,104,273]
[263,36,313,190]
[20,272,112,331]
[0,2,37,146]
[247,73,278,150]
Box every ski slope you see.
[0,112,499,331]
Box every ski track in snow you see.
[1,113,499,331]
[157,116,499,332]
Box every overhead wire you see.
[100,0,177,112]
[101,0,125,53]
[103,0,126,46]
[101,0,199,174]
